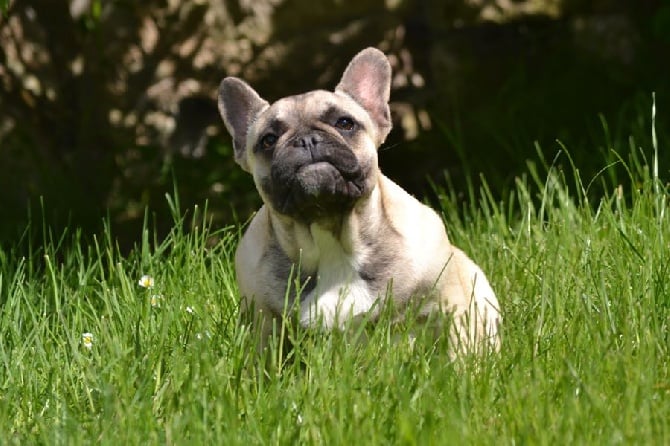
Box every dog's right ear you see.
[218,77,269,172]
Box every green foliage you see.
[0,114,668,442]
[652,0,670,43]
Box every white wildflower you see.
[82,332,94,349]
[150,294,163,307]
[138,275,155,289]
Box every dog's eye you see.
[260,134,278,150]
[334,117,355,131]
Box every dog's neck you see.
[268,177,386,273]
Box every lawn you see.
[0,120,668,444]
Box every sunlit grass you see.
[0,121,668,443]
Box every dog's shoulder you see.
[236,205,318,298]
[377,174,448,244]
[235,206,279,296]
[236,206,271,265]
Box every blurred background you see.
[1,0,669,250]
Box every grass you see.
[0,123,669,444]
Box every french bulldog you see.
[218,47,501,354]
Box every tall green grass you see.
[0,116,668,444]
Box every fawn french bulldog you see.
[218,48,501,353]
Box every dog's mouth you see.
[270,160,371,221]
[296,161,365,196]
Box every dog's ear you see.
[218,77,269,172]
[336,47,392,144]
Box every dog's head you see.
[218,48,392,223]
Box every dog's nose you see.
[292,134,321,149]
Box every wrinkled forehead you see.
[258,90,368,125]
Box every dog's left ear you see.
[336,47,392,144]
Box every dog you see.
[217,47,501,354]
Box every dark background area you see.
[1,0,669,250]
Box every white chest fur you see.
[296,224,376,328]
